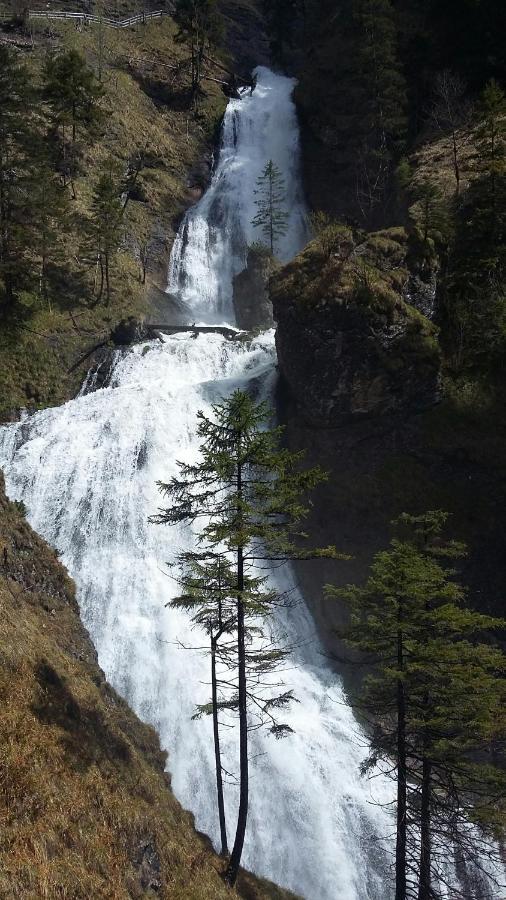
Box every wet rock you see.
[232,245,278,331]
[111,317,148,346]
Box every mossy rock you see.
[271,226,441,426]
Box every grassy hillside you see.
[0,12,227,422]
[0,473,297,900]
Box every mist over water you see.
[0,67,421,899]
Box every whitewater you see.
[3,67,495,899]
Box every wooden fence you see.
[26,9,168,29]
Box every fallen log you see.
[150,324,246,340]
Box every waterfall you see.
[2,67,496,900]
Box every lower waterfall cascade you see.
[0,68,500,900]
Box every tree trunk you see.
[395,609,407,900]
[452,131,460,195]
[104,250,111,304]
[417,755,432,900]
[211,630,228,857]
[97,252,104,302]
[225,458,248,887]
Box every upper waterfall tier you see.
[168,67,309,325]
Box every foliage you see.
[327,512,506,899]
[43,49,105,144]
[443,80,506,372]
[173,0,223,92]
[86,161,124,304]
[0,47,37,307]
[252,160,289,254]
[152,390,337,886]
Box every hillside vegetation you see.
[0,10,228,421]
[0,474,296,900]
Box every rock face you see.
[233,245,278,331]
[271,226,441,427]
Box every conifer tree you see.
[0,47,36,307]
[44,50,104,144]
[169,552,236,856]
[351,0,407,219]
[173,0,223,93]
[152,390,336,886]
[443,80,506,370]
[87,163,123,304]
[44,49,104,189]
[409,180,450,247]
[252,160,289,254]
[327,511,506,900]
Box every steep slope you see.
[0,473,296,899]
[0,13,227,422]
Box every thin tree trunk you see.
[396,607,407,900]
[225,458,248,887]
[97,253,104,302]
[105,250,110,304]
[417,754,432,900]
[211,630,228,856]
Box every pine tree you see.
[173,0,223,93]
[43,49,104,189]
[409,180,450,247]
[327,511,506,900]
[152,390,336,886]
[30,161,69,308]
[443,80,506,371]
[351,0,407,219]
[252,160,289,254]
[169,552,236,856]
[87,163,123,304]
[0,47,36,307]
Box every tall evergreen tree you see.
[252,160,289,254]
[152,390,336,886]
[0,47,36,307]
[44,50,104,193]
[443,80,506,371]
[173,0,223,93]
[44,50,104,144]
[327,512,506,899]
[351,0,407,219]
[86,163,123,304]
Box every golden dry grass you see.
[0,477,298,899]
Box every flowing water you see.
[3,67,497,900]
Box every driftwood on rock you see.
[150,324,246,340]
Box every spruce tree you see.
[443,80,506,371]
[173,0,223,93]
[252,160,289,254]
[0,47,35,307]
[30,162,69,308]
[44,50,104,144]
[44,49,104,190]
[152,390,336,886]
[351,0,407,219]
[87,163,123,304]
[327,512,506,900]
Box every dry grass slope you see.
[0,475,298,900]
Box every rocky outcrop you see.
[271,226,441,427]
[233,245,278,331]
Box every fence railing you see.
[27,9,167,29]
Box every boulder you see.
[232,245,278,332]
[271,226,441,427]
